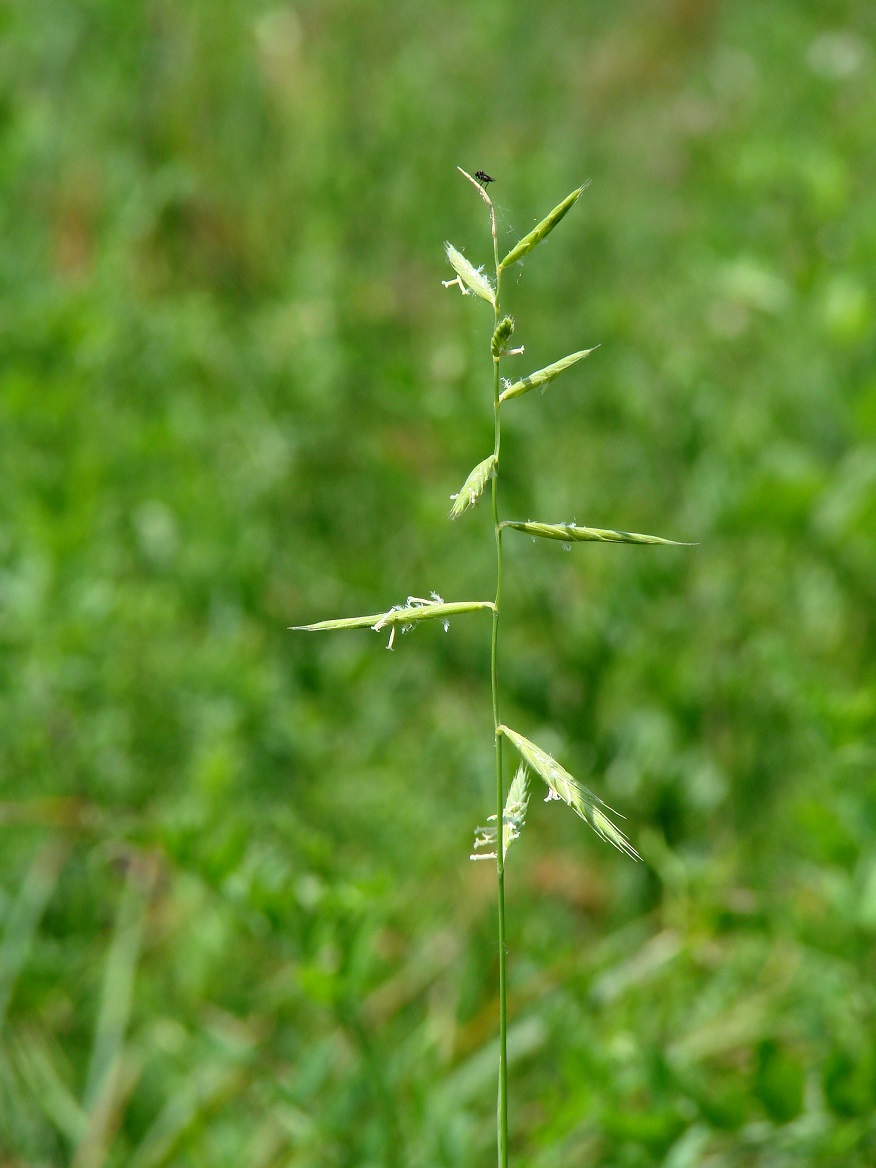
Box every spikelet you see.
[470,764,531,861]
[491,316,516,358]
[502,521,691,547]
[499,182,590,271]
[444,243,496,307]
[499,348,598,404]
[449,454,497,519]
[501,764,530,857]
[292,599,495,633]
[499,725,640,859]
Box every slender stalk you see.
[487,196,509,1168]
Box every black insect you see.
[474,170,495,188]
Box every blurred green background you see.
[1,0,875,1164]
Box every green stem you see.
[489,198,509,1168]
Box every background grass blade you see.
[73,1051,141,1168]
[502,521,691,546]
[498,182,590,270]
[127,1063,249,1168]
[83,856,153,1113]
[0,839,69,1035]
[8,1025,89,1144]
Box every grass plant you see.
[3,3,876,1161]
[295,169,687,1163]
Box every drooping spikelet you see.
[499,725,640,859]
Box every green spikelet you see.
[449,454,497,519]
[292,599,494,634]
[499,348,597,404]
[470,764,531,861]
[499,725,640,859]
[502,521,691,547]
[499,182,590,271]
[444,243,496,306]
[501,764,530,857]
[491,316,515,357]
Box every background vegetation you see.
[1,1,875,1164]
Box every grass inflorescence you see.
[294,169,687,1166]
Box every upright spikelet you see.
[449,454,497,519]
[471,764,530,861]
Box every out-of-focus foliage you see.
[1,0,875,1164]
